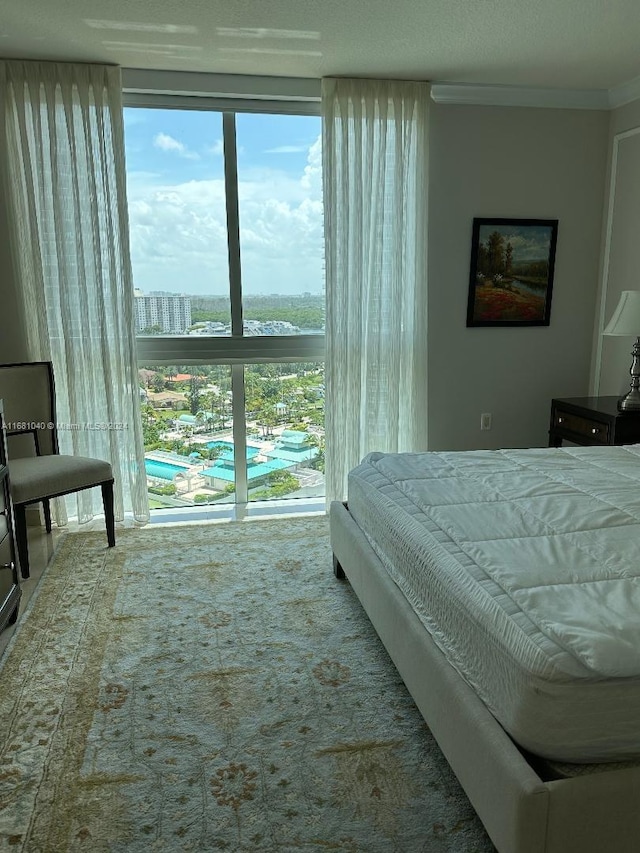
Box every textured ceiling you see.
[2,0,640,93]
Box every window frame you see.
[123,74,325,505]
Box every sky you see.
[477,223,556,261]
[123,108,324,299]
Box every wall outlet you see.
[480,413,492,431]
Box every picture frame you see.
[466,218,558,327]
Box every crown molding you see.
[430,82,610,110]
[608,73,640,109]
[123,69,640,112]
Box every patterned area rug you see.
[0,517,495,852]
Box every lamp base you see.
[618,389,640,412]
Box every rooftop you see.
[201,457,292,483]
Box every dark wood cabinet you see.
[549,396,640,447]
[0,404,20,631]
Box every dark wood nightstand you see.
[549,396,640,447]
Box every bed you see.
[329,445,640,853]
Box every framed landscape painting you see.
[466,218,558,327]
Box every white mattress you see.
[347,446,640,762]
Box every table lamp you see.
[602,290,640,411]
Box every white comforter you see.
[348,445,640,760]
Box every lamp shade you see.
[603,291,640,336]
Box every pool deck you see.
[145,425,321,503]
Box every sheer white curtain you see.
[322,78,430,503]
[0,60,149,525]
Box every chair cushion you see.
[8,455,113,505]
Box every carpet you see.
[0,517,495,852]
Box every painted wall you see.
[427,103,609,451]
[590,99,640,399]
[0,98,611,450]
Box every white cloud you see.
[127,137,324,296]
[153,132,200,160]
[207,139,224,156]
[153,133,183,152]
[264,145,309,154]
[301,136,322,194]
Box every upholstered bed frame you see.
[330,500,640,853]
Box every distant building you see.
[242,319,301,336]
[174,412,218,431]
[166,373,193,383]
[145,390,188,409]
[189,321,228,335]
[187,319,301,336]
[175,414,199,428]
[201,442,292,490]
[135,291,192,333]
[265,430,318,466]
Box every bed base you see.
[330,500,640,853]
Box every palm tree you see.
[307,433,325,473]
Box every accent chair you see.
[0,362,115,578]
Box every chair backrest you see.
[0,362,58,459]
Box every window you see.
[125,109,231,334]
[124,101,325,509]
[235,113,324,334]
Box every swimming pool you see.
[206,441,261,461]
[145,459,191,481]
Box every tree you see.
[307,433,325,473]
[188,376,201,415]
[476,242,489,277]
[217,394,232,429]
[485,231,505,278]
[257,411,277,437]
[142,407,161,448]
[261,379,280,401]
[152,374,165,393]
[207,445,224,463]
[244,371,264,416]
[505,242,513,277]
[251,470,300,500]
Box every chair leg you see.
[101,481,116,548]
[42,499,52,533]
[13,504,30,580]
